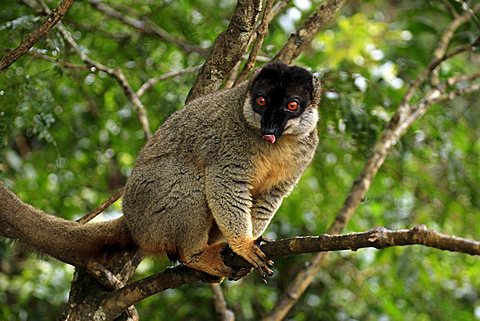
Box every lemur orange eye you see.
[287,100,299,111]
[256,96,267,107]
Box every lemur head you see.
[244,62,320,144]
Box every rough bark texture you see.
[185,0,262,103]
[273,0,347,64]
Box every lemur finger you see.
[228,267,252,281]
[245,252,273,277]
[254,246,274,267]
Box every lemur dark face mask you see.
[250,63,314,144]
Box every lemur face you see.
[245,63,318,144]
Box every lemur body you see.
[0,63,321,280]
[123,63,321,278]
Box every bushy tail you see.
[0,184,134,267]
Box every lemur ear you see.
[310,75,322,109]
[242,68,262,101]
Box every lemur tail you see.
[0,184,134,267]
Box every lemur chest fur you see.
[250,138,299,197]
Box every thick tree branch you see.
[95,226,480,320]
[265,6,480,321]
[273,0,347,64]
[185,0,262,103]
[87,0,208,55]
[0,0,75,72]
[236,0,275,83]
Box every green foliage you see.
[1,0,479,320]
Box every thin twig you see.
[431,3,480,87]
[87,0,207,55]
[431,35,480,86]
[59,24,152,138]
[28,49,89,70]
[76,188,124,224]
[224,60,242,89]
[136,66,201,97]
[402,35,479,107]
[434,3,480,60]
[434,82,480,103]
[403,37,479,105]
[446,71,480,86]
[271,0,292,18]
[211,284,235,321]
[31,0,152,138]
[441,0,459,18]
[0,0,75,72]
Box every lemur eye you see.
[287,100,299,111]
[256,96,267,107]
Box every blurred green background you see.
[1,0,479,320]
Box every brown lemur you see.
[0,62,321,280]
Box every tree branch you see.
[0,0,75,72]
[185,0,262,103]
[270,0,292,18]
[87,0,208,55]
[77,188,124,224]
[27,48,89,69]
[236,0,275,83]
[59,23,152,138]
[441,0,459,18]
[446,71,480,86]
[273,0,347,64]
[95,225,480,320]
[403,4,480,103]
[136,65,202,97]
[27,0,152,138]
[433,3,480,61]
[264,6,480,320]
[211,283,235,321]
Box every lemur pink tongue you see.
[262,134,276,144]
